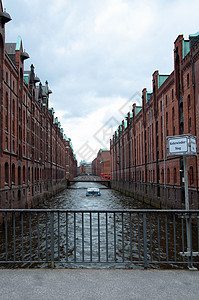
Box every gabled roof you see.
[5,43,16,54]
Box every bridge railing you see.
[0,209,198,269]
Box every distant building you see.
[92,149,111,180]
[79,161,92,175]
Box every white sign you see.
[167,135,197,156]
[168,137,188,154]
[190,137,197,153]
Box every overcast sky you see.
[3,0,199,163]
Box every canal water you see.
[39,182,150,210]
[0,183,198,269]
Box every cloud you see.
[3,0,199,163]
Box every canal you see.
[38,182,150,210]
[0,183,198,269]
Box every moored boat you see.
[86,188,101,196]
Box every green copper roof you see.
[146,92,152,103]
[189,32,199,38]
[135,106,142,116]
[183,40,190,59]
[158,75,169,88]
[24,73,29,84]
[16,36,22,51]
[100,148,107,152]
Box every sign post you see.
[167,134,197,269]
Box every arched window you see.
[18,166,21,185]
[5,163,9,185]
[187,73,190,88]
[32,167,34,182]
[28,167,30,181]
[23,166,25,183]
[12,164,15,185]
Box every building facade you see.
[0,2,77,211]
[65,137,77,180]
[110,33,199,209]
[92,149,111,180]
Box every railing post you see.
[50,212,54,268]
[143,213,148,269]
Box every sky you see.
[3,0,199,164]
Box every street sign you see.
[167,134,197,156]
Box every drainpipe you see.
[191,54,198,192]
[162,94,166,187]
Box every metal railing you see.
[0,209,199,269]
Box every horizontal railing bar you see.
[0,260,198,265]
[0,209,199,213]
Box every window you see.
[18,166,21,185]
[6,72,8,83]
[12,164,15,185]
[12,140,15,152]
[166,95,168,107]
[187,73,190,88]
[23,166,25,183]
[5,114,8,130]
[28,167,30,181]
[172,89,174,101]
[188,94,191,109]
[5,163,9,185]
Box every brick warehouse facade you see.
[92,149,111,179]
[0,2,77,211]
[110,33,199,209]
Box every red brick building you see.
[65,137,77,180]
[92,149,111,180]
[110,33,199,209]
[0,1,76,210]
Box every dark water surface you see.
[0,183,198,269]
[39,182,151,210]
